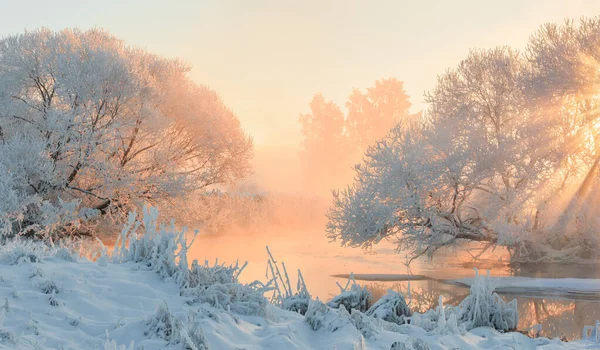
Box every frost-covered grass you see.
[0,208,596,349]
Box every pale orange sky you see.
[1,1,599,148]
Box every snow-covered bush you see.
[265,247,311,315]
[327,274,372,313]
[182,313,209,350]
[145,301,208,350]
[409,295,459,333]
[53,247,76,262]
[145,301,179,343]
[33,277,60,295]
[0,238,45,265]
[183,260,271,317]
[305,300,352,332]
[409,270,516,333]
[114,207,271,318]
[187,259,242,288]
[349,308,381,340]
[455,269,518,332]
[390,337,430,350]
[103,331,134,350]
[365,290,411,325]
[304,298,401,341]
[111,207,186,283]
[184,282,270,317]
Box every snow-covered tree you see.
[326,17,600,262]
[0,28,252,238]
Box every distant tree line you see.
[299,78,417,195]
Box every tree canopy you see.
[0,28,253,238]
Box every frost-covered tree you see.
[327,17,600,262]
[0,28,252,238]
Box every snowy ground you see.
[0,213,598,349]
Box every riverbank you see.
[0,236,596,349]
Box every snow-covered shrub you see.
[181,313,209,350]
[145,301,183,343]
[304,299,396,340]
[0,235,87,265]
[184,282,270,317]
[265,247,311,315]
[390,337,430,350]
[34,277,60,295]
[409,295,463,335]
[455,269,518,332]
[365,290,411,325]
[53,247,76,262]
[282,294,311,316]
[409,309,439,332]
[113,207,273,320]
[145,301,209,350]
[103,335,134,350]
[0,238,45,265]
[305,299,352,332]
[327,274,372,313]
[183,260,270,317]
[48,292,60,307]
[350,308,381,340]
[112,208,185,282]
[411,270,516,334]
[187,259,243,289]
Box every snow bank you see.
[452,276,600,297]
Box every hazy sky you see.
[1,1,599,146]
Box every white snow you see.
[452,276,600,297]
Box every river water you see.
[189,228,600,340]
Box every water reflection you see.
[362,280,599,340]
